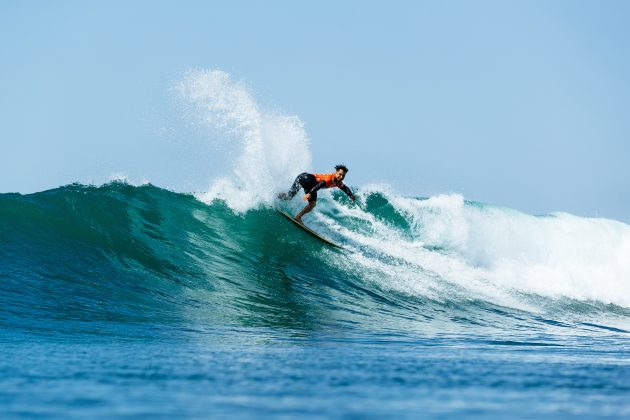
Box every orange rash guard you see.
[309,173,355,199]
[313,173,343,188]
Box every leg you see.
[277,173,308,200]
[294,201,316,223]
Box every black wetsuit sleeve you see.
[307,180,327,194]
[339,184,355,200]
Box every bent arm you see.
[308,180,327,194]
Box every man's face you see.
[335,169,346,182]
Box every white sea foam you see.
[324,191,630,308]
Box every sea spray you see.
[176,70,311,212]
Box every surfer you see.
[277,164,356,223]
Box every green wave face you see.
[1,182,629,338]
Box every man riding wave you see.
[277,164,356,223]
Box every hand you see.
[351,196,356,202]
[303,193,311,201]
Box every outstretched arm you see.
[339,184,356,201]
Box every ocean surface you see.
[1,182,630,418]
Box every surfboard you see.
[278,210,344,249]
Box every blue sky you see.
[2,1,629,220]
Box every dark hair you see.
[335,164,349,173]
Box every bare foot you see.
[294,217,302,224]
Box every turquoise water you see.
[1,183,630,417]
